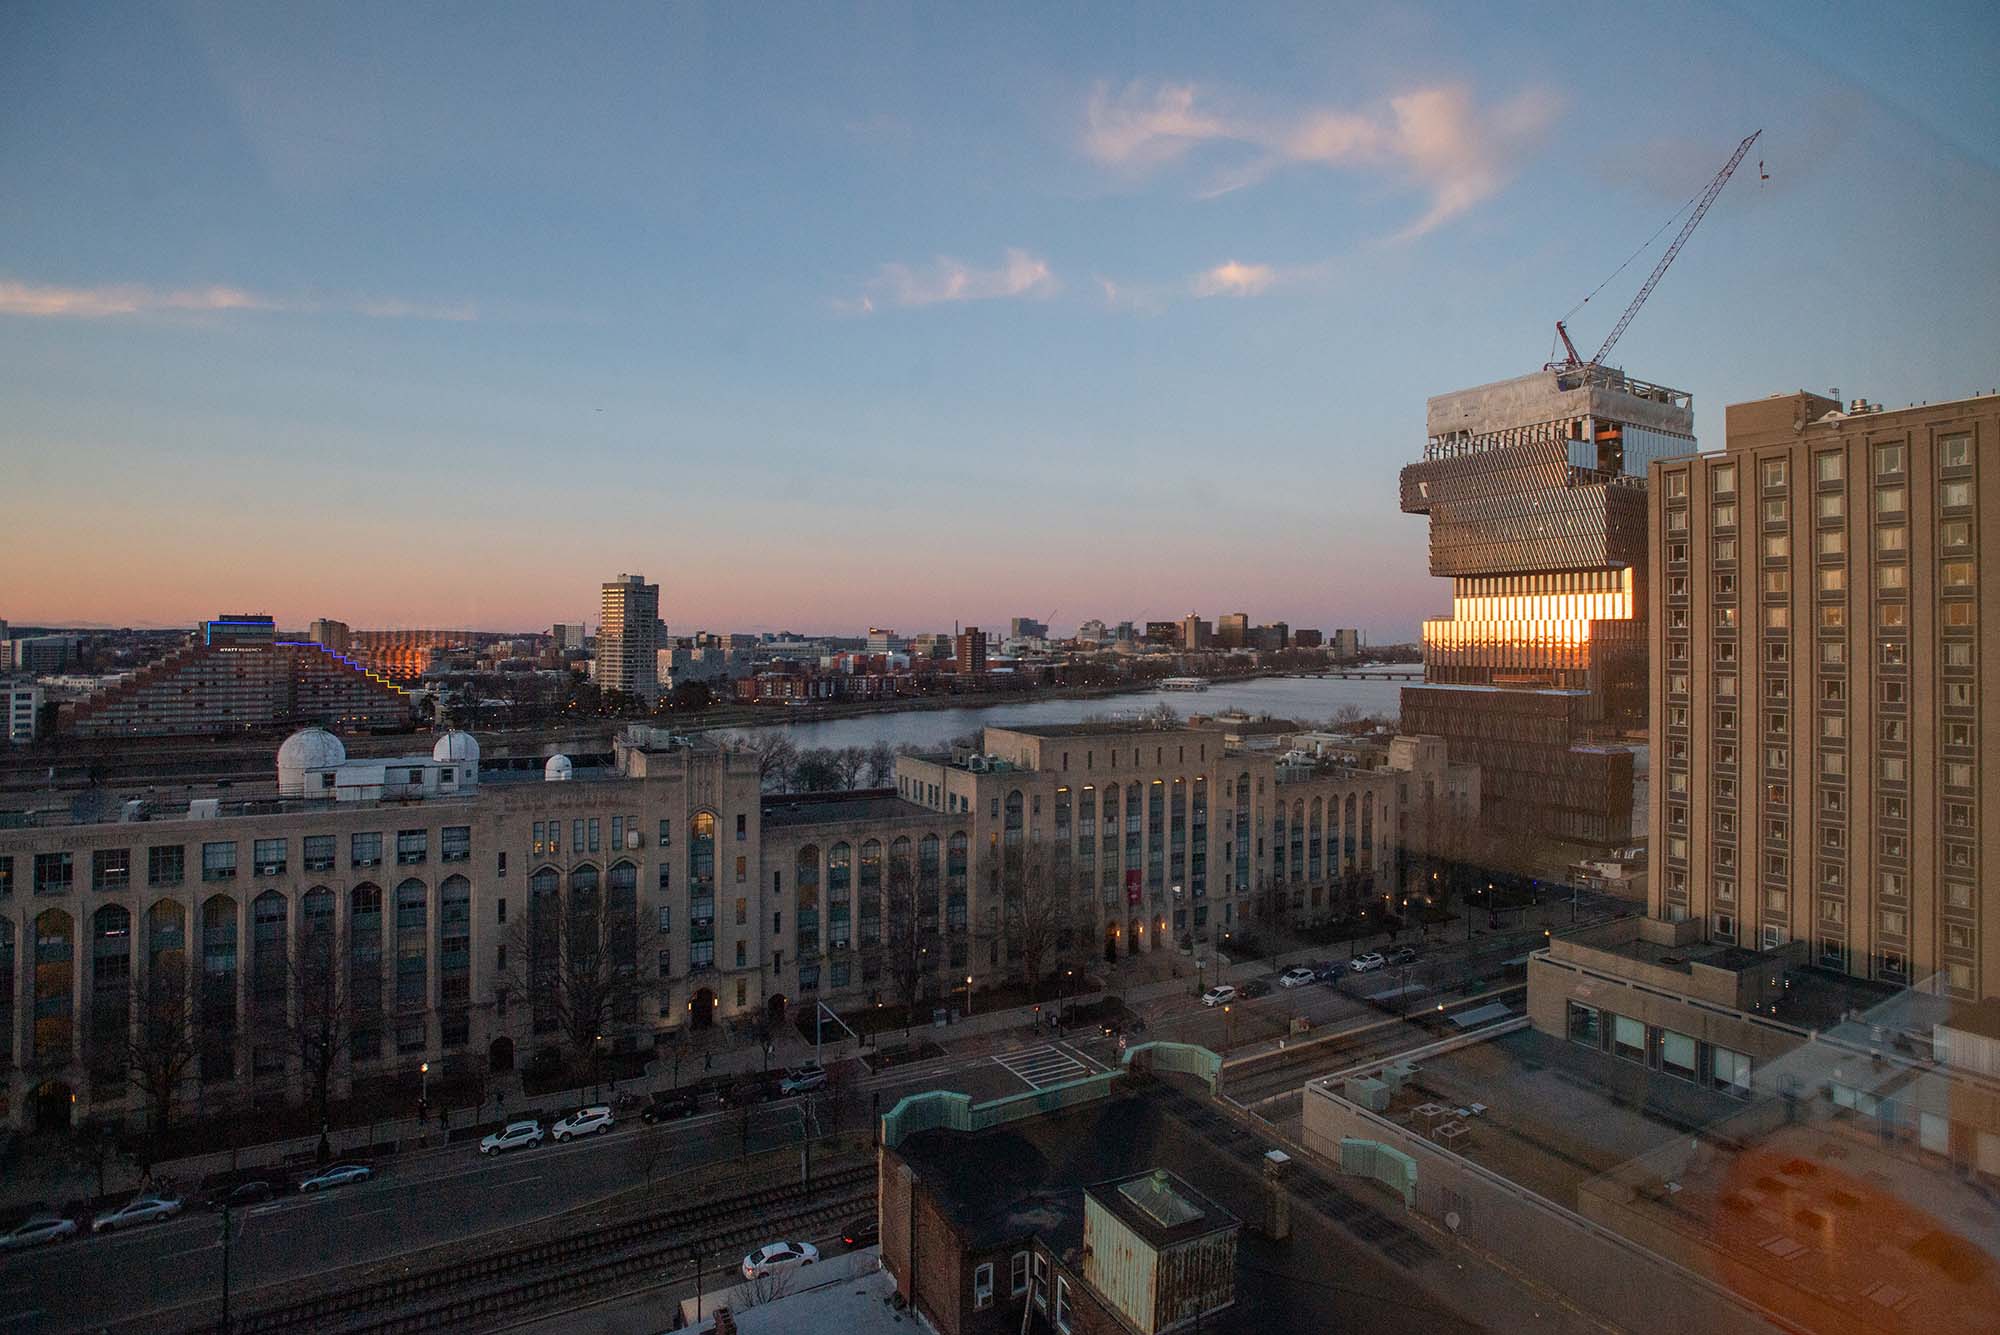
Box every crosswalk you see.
[993,1042,1099,1091]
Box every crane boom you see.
[1588,130,1760,368]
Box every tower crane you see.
[1551,129,1762,371]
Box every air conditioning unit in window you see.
[627,830,641,849]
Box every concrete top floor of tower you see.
[1426,364,1694,446]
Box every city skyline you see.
[5,3,1997,635]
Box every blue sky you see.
[4,1,1996,638]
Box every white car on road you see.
[742,1239,821,1280]
[1278,967,1317,989]
[480,1120,545,1155]
[1200,984,1238,1007]
[1349,952,1386,973]
[551,1105,614,1141]
[91,1195,182,1232]
[0,1215,78,1249]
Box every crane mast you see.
[1554,129,1762,370]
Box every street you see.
[0,899,1617,1335]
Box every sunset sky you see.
[4,2,1996,639]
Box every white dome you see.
[432,730,481,764]
[277,727,346,797]
[544,754,574,781]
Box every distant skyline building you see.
[1653,389,1997,997]
[1330,628,1361,659]
[306,617,351,651]
[1216,612,1249,648]
[66,613,409,737]
[1401,364,1696,845]
[598,574,663,705]
[1143,620,1179,645]
[551,621,588,651]
[866,626,901,655]
[954,625,988,676]
[1008,616,1048,641]
[1179,613,1211,651]
[1075,618,1108,644]
[4,679,42,744]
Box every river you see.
[717,673,1410,753]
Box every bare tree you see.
[127,955,198,1141]
[1137,702,1182,728]
[792,749,844,792]
[503,881,655,1079]
[883,852,930,1025]
[830,746,869,790]
[288,922,352,1152]
[862,740,896,787]
[1004,842,1075,1001]
[744,735,800,792]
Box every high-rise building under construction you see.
[1400,363,1695,846]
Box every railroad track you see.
[188,1164,876,1335]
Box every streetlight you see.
[419,1061,429,1106]
[965,974,974,1018]
[1222,1003,1235,1049]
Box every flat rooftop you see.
[991,720,1214,738]
[759,790,933,829]
[1318,1027,1741,1206]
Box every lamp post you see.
[964,974,974,1019]
[419,1061,429,1124]
[1222,1003,1235,1050]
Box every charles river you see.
[718,672,1410,754]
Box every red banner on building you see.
[1126,869,1142,905]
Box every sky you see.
[4,1,1997,641]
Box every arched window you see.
[1344,794,1358,869]
[1272,802,1288,885]
[395,879,428,1010]
[828,841,853,949]
[945,832,968,931]
[796,845,821,956]
[1309,798,1324,882]
[350,884,384,1045]
[1235,773,1252,893]
[528,867,562,1036]
[917,834,938,883]
[199,896,238,1082]
[439,875,472,1029]
[33,909,75,1065]
[91,904,132,1086]
[569,864,600,897]
[890,836,914,888]
[251,891,288,1044]
[690,812,716,889]
[148,899,185,969]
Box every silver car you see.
[299,1163,373,1192]
[551,1105,614,1141]
[0,1215,78,1249]
[91,1195,182,1233]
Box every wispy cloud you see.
[0,279,477,322]
[840,248,1058,312]
[1083,79,1559,238]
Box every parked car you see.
[841,1214,880,1248]
[1200,985,1237,1008]
[1349,952,1386,973]
[1239,978,1271,999]
[1278,966,1316,989]
[208,1180,275,1210]
[298,1163,372,1193]
[0,1214,78,1249]
[91,1195,183,1232]
[721,1078,779,1109]
[1387,946,1419,966]
[551,1106,614,1141]
[480,1120,545,1155]
[641,1089,700,1124]
[741,1239,821,1280]
[779,1064,828,1096]
[1312,963,1346,984]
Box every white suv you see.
[551,1105,614,1141]
[480,1120,545,1155]
[1200,984,1237,1007]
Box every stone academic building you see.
[0,719,1417,1130]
